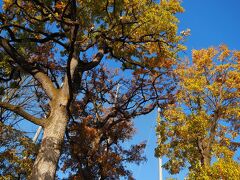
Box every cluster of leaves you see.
[61,118,146,179]
[155,45,240,177]
[188,158,240,179]
[0,122,37,179]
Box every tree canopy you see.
[156,46,240,178]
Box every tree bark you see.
[197,138,211,167]
[30,96,69,180]
[202,148,211,167]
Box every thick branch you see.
[0,102,45,126]
[62,56,79,98]
[82,49,105,71]
[61,48,105,98]
[61,21,80,100]
[0,36,57,99]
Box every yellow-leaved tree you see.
[155,45,240,179]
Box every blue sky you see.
[128,1,240,179]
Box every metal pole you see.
[157,107,163,180]
[32,115,45,143]
[114,83,120,105]
[158,153,163,180]
[32,126,42,143]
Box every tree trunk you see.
[202,149,211,167]
[197,138,211,167]
[30,99,68,180]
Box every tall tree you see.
[0,0,184,179]
[156,46,240,178]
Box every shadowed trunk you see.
[197,138,211,167]
[201,148,211,167]
[30,97,69,180]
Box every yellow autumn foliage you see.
[156,46,240,178]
